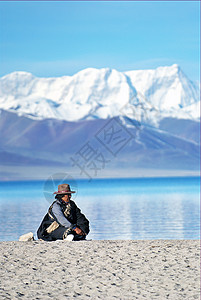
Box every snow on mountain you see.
[181,101,200,119]
[125,64,198,109]
[0,65,199,124]
[0,68,135,121]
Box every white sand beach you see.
[0,240,200,299]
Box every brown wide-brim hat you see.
[53,184,76,195]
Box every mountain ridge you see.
[0,64,199,123]
[0,109,199,179]
[0,64,199,180]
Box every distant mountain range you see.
[0,65,199,180]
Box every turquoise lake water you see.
[0,177,200,241]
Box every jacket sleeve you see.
[51,202,72,228]
[74,203,90,235]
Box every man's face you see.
[62,194,71,202]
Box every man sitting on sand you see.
[37,184,90,241]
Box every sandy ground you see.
[0,240,200,300]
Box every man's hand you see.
[73,227,84,235]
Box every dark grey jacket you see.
[37,199,90,241]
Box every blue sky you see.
[0,1,200,81]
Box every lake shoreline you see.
[0,240,200,299]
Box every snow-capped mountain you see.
[0,64,199,124]
[0,65,199,180]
